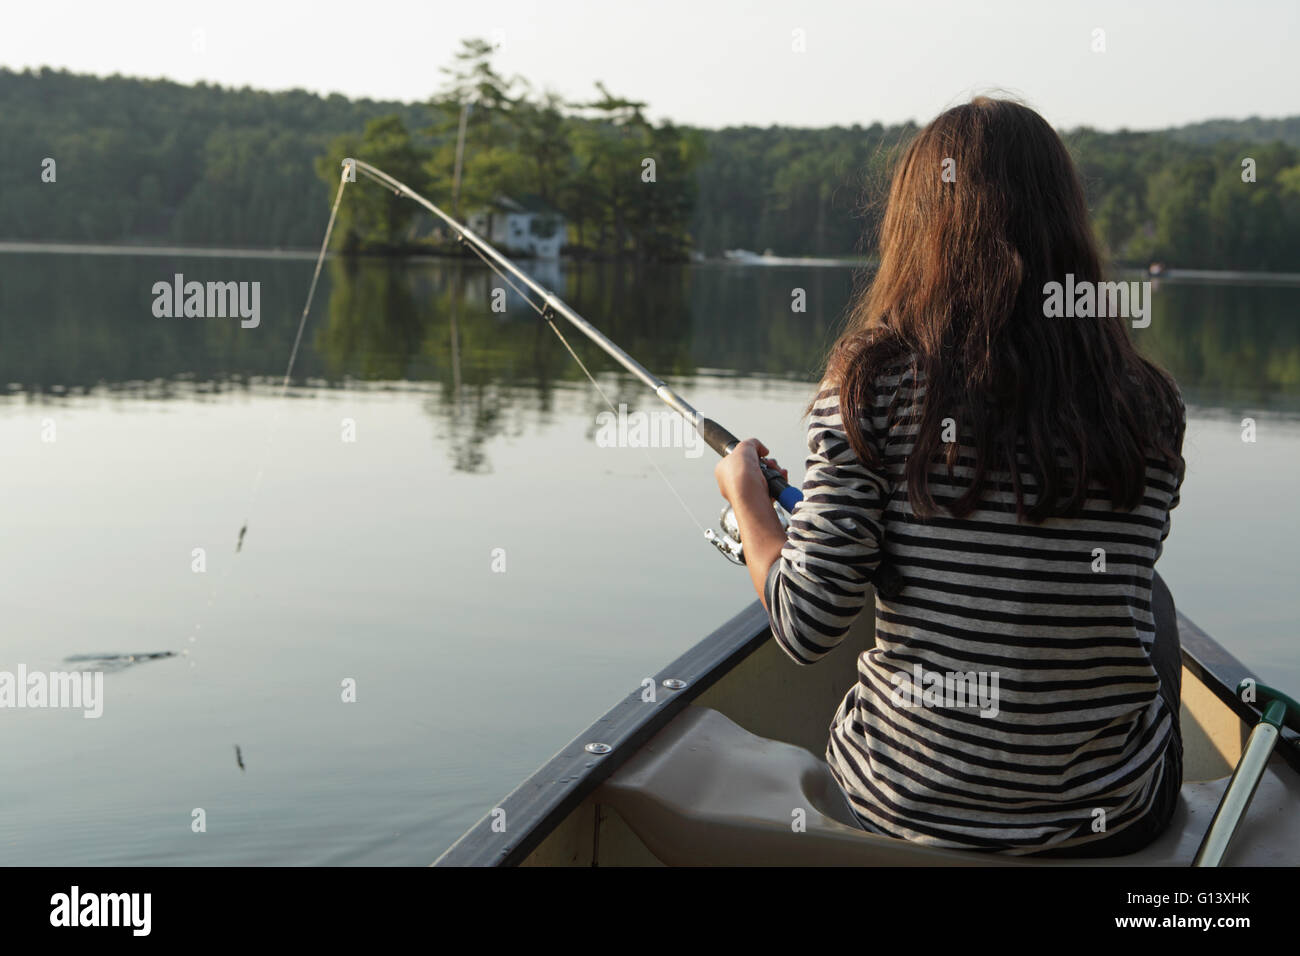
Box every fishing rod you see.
[347,158,802,563]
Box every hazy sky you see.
[2,0,1294,130]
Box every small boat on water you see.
[720,247,852,267]
[435,576,1300,866]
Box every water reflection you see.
[3,249,1298,866]
[63,651,178,674]
[2,251,1298,439]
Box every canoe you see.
[434,576,1300,866]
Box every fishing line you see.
[178,152,793,678]
[356,162,706,535]
[282,170,350,394]
[246,166,350,514]
[539,311,708,535]
[183,167,350,667]
[456,220,707,534]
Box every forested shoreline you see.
[1,52,1298,269]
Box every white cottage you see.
[466,196,566,259]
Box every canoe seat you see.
[596,705,1300,866]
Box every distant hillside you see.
[0,67,430,248]
[688,119,1300,268]
[1165,115,1300,148]
[1,66,1297,270]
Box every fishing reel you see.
[705,500,791,565]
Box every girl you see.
[715,97,1186,856]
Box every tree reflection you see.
[2,252,1299,448]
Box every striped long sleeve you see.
[765,385,886,663]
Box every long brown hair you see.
[826,97,1184,521]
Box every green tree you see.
[319,115,426,249]
[425,38,520,217]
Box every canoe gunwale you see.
[433,601,772,866]
[1178,611,1300,772]
[433,597,1298,866]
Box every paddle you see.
[1193,680,1300,866]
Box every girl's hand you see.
[713,438,791,608]
[714,438,786,507]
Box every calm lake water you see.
[1,250,1297,865]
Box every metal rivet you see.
[584,742,612,755]
[662,678,687,690]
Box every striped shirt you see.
[764,365,1184,853]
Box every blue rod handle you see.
[761,463,803,511]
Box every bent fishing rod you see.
[346,158,801,563]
